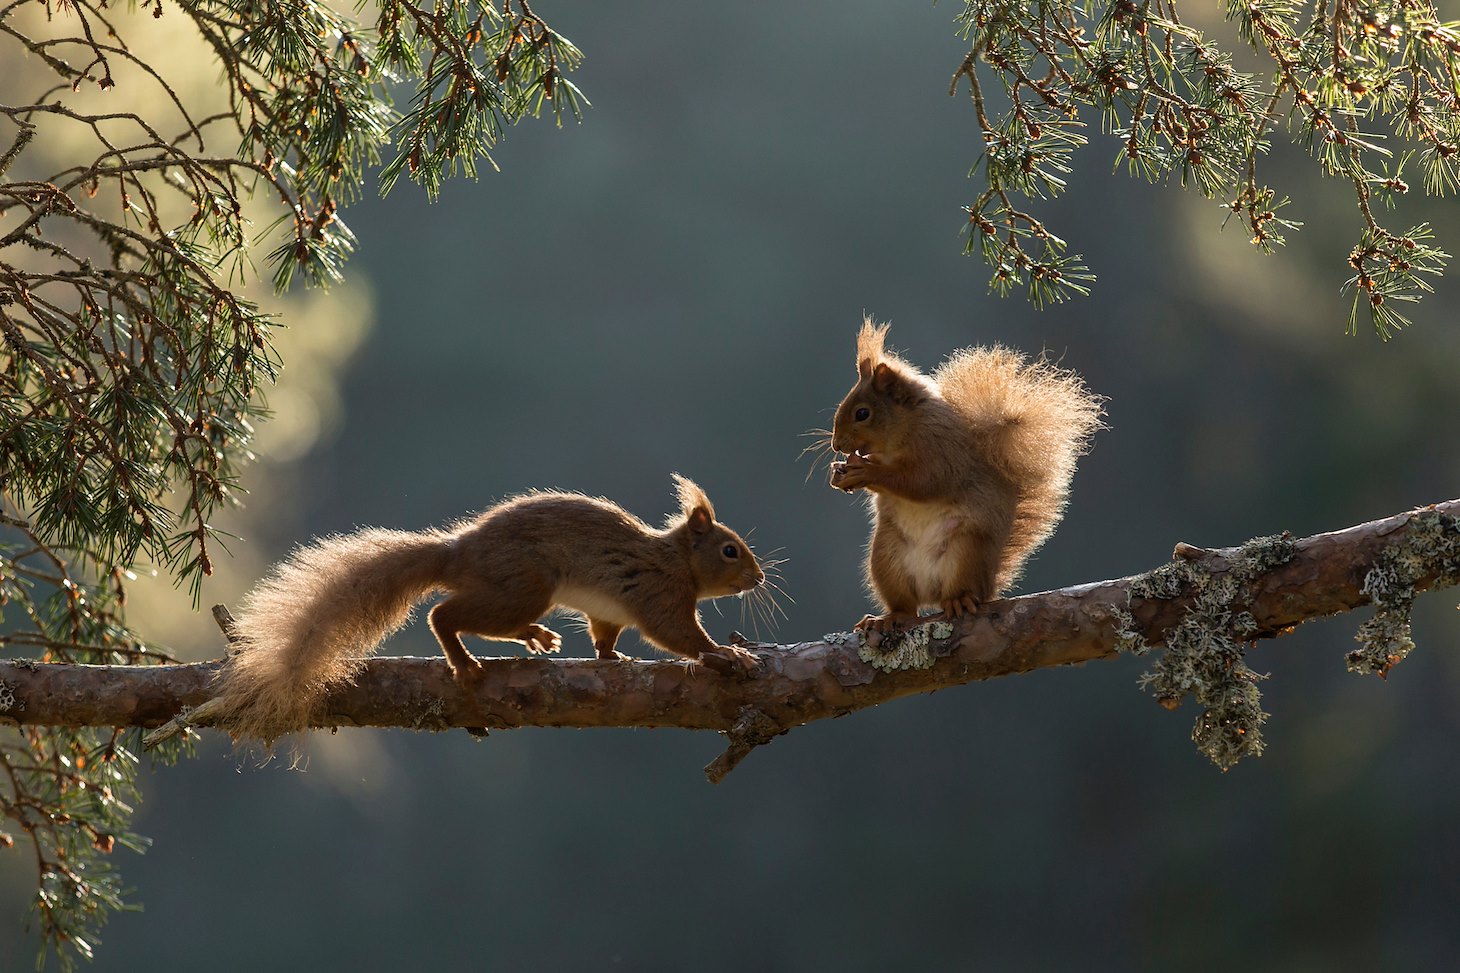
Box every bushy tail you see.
[207,528,452,746]
[935,346,1105,590]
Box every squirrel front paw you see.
[699,644,762,676]
[854,609,920,637]
[830,452,877,492]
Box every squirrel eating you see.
[206,474,767,744]
[829,318,1104,634]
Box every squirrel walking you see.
[206,475,767,744]
[829,318,1104,633]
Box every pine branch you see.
[955,0,1460,332]
[2,500,1455,780]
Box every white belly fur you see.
[553,584,636,626]
[884,498,965,603]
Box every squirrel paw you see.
[854,611,918,635]
[700,644,762,676]
[521,624,563,655]
[939,594,980,619]
[448,656,485,686]
[830,452,877,492]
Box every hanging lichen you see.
[1107,606,1151,656]
[1136,579,1268,770]
[1117,533,1296,770]
[1347,508,1460,678]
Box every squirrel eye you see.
[722,544,739,559]
[855,407,871,422]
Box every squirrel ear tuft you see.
[686,505,713,535]
[857,317,890,375]
[671,473,716,530]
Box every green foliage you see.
[0,518,190,972]
[952,0,1460,334]
[1,2,585,967]
[374,1,587,198]
[189,0,587,286]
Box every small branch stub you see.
[704,707,785,784]
[213,604,242,650]
[139,606,240,748]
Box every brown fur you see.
[830,316,1104,624]
[209,476,766,745]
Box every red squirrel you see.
[207,475,767,744]
[829,318,1104,633]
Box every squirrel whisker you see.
[739,593,763,639]
[747,570,789,623]
[737,587,762,638]
[759,583,792,620]
[799,428,838,484]
[759,572,794,608]
[743,584,781,637]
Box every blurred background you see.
[5,0,1460,969]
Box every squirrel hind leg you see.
[428,587,554,679]
[941,530,1003,610]
[863,531,921,634]
[428,599,486,681]
[588,618,629,661]
[939,593,981,619]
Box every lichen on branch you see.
[1347,507,1460,676]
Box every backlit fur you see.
[832,318,1104,613]
[209,477,764,747]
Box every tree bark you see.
[1,500,1456,780]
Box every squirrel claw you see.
[830,455,872,492]
[700,644,762,676]
[521,624,564,655]
[449,657,485,687]
[939,594,980,619]
[854,611,917,635]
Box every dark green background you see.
[11,1,1460,968]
